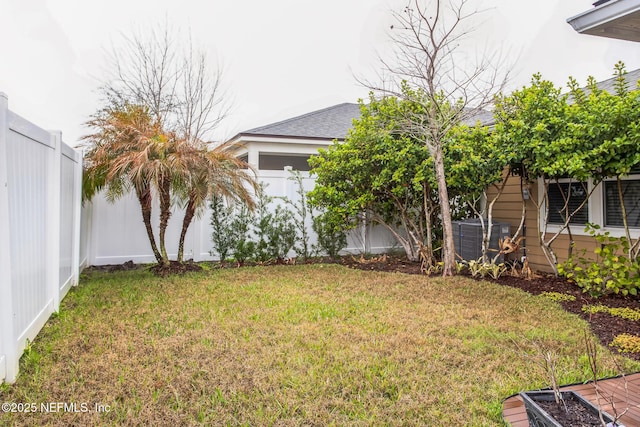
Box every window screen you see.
[547,182,589,224]
[604,179,640,228]
[258,153,311,171]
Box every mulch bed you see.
[85,255,640,361]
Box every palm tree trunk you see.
[136,185,163,264]
[158,176,172,266]
[177,194,197,263]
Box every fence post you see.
[48,131,62,311]
[71,148,82,284]
[0,93,17,383]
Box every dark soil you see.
[87,260,202,276]
[533,392,613,426]
[85,255,640,361]
[149,260,203,276]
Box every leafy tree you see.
[446,124,512,262]
[564,62,640,260]
[492,74,586,272]
[309,96,437,262]
[492,63,640,272]
[368,0,510,275]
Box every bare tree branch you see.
[100,23,230,144]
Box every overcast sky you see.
[1,0,640,146]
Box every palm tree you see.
[83,103,177,266]
[83,102,259,268]
[174,141,257,263]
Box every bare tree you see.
[177,39,228,144]
[102,24,230,145]
[369,0,510,276]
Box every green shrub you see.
[582,304,640,322]
[288,171,314,261]
[610,334,640,353]
[209,195,235,262]
[212,183,301,264]
[312,211,347,259]
[265,204,297,261]
[467,259,507,279]
[558,224,640,298]
[210,195,256,265]
[230,204,255,264]
[248,185,296,263]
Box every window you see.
[604,178,640,228]
[237,154,249,169]
[547,181,589,225]
[258,153,311,171]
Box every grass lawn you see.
[1,265,638,426]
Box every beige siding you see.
[487,171,599,273]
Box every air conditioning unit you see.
[452,218,512,263]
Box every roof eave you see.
[225,133,345,150]
[232,133,344,142]
[567,0,640,42]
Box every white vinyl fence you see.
[0,93,83,383]
[86,169,398,265]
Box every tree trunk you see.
[617,176,636,261]
[177,194,197,263]
[369,212,419,261]
[423,181,435,266]
[433,147,456,276]
[158,176,172,266]
[136,185,163,264]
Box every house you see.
[226,103,362,173]
[567,0,640,42]
[226,102,398,255]
[488,69,640,272]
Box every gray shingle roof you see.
[237,102,494,140]
[462,109,494,126]
[589,67,640,93]
[239,103,362,140]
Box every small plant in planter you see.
[520,390,617,427]
[519,332,626,427]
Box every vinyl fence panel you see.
[87,168,398,266]
[0,93,83,383]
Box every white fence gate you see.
[0,93,83,383]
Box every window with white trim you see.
[603,175,640,228]
[546,180,589,225]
